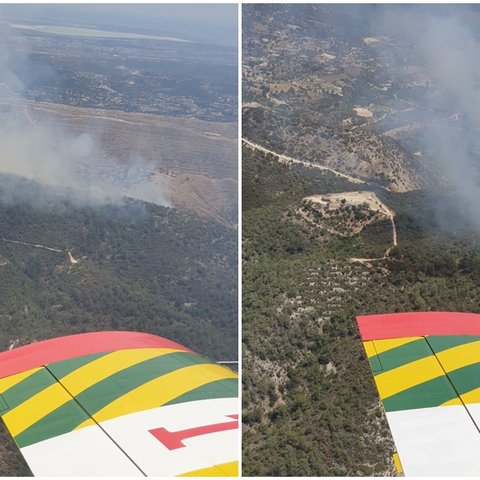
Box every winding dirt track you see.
[2,238,63,253]
[242,138,365,185]
[349,207,397,264]
[243,138,398,264]
[1,238,79,265]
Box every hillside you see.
[242,146,480,476]
[243,108,424,192]
[0,176,237,357]
[242,4,473,193]
[243,5,480,475]
[0,176,237,476]
[1,97,238,226]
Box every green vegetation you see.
[242,4,480,475]
[0,177,237,476]
[0,196,237,358]
[242,148,480,476]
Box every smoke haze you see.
[0,19,170,210]
[301,5,480,232]
[372,6,480,231]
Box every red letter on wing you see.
[149,414,238,450]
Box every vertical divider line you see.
[237,1,243,476]
[423,337,480,435]
[44,365,147,477]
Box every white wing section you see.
[99,398,238,476]
[387,405,480,476]
[19,398,237,476]
[464,403,480,433]
[21,424,143,476]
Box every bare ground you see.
[1,96,237,226]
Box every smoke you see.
[372,6,480,232]
[0,26,22,91]
[261,5,480,233]
[0,19,170,210]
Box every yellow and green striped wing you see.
[358,312,480,476]
[0,331,238,477]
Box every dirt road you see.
[2,238,80,265]
[350,203,397,264]
[244,137,398,264]
[242,138,366,185]
[2,238,63,253]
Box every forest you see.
[0,174,238,476]
[0,175,237,359]
[242,147,480,476]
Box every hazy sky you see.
[0,4,238,47]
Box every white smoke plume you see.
[375,6,480,231]
[0,18,170,210]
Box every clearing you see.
[297,191,397,265]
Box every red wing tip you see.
[0,331,193,379]
[356,311,480,340]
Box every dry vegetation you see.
[297,191,390,237]
[1,97,237,226]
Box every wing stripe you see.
[74,352,212,417]
[372,338,431,374]
[78,364,237,427]
[45,351,109,379]
[370,336,480,376]
[382,375,459,411]
[362,341,378,359]
[14,399,93,450]
[3,382,74,437]
[368,337,420,356]
[448,363,480,397]
[460,386,480,404]
[176,460,238,477]
[426,335,480,353]
[165,378,238,406]
[10,351,213,447]
[374,355,445,399]
[54,348,181,396]
[435,340,480,373]
[0,352,108,412]
[3,349,179,438]
[369,336,480,411]
[379,363,480,411]
[0,369,56,412]
[441,396,464,406]
[0,368,42,395]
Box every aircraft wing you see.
[0,331,238,477]
[357,312,480,476]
